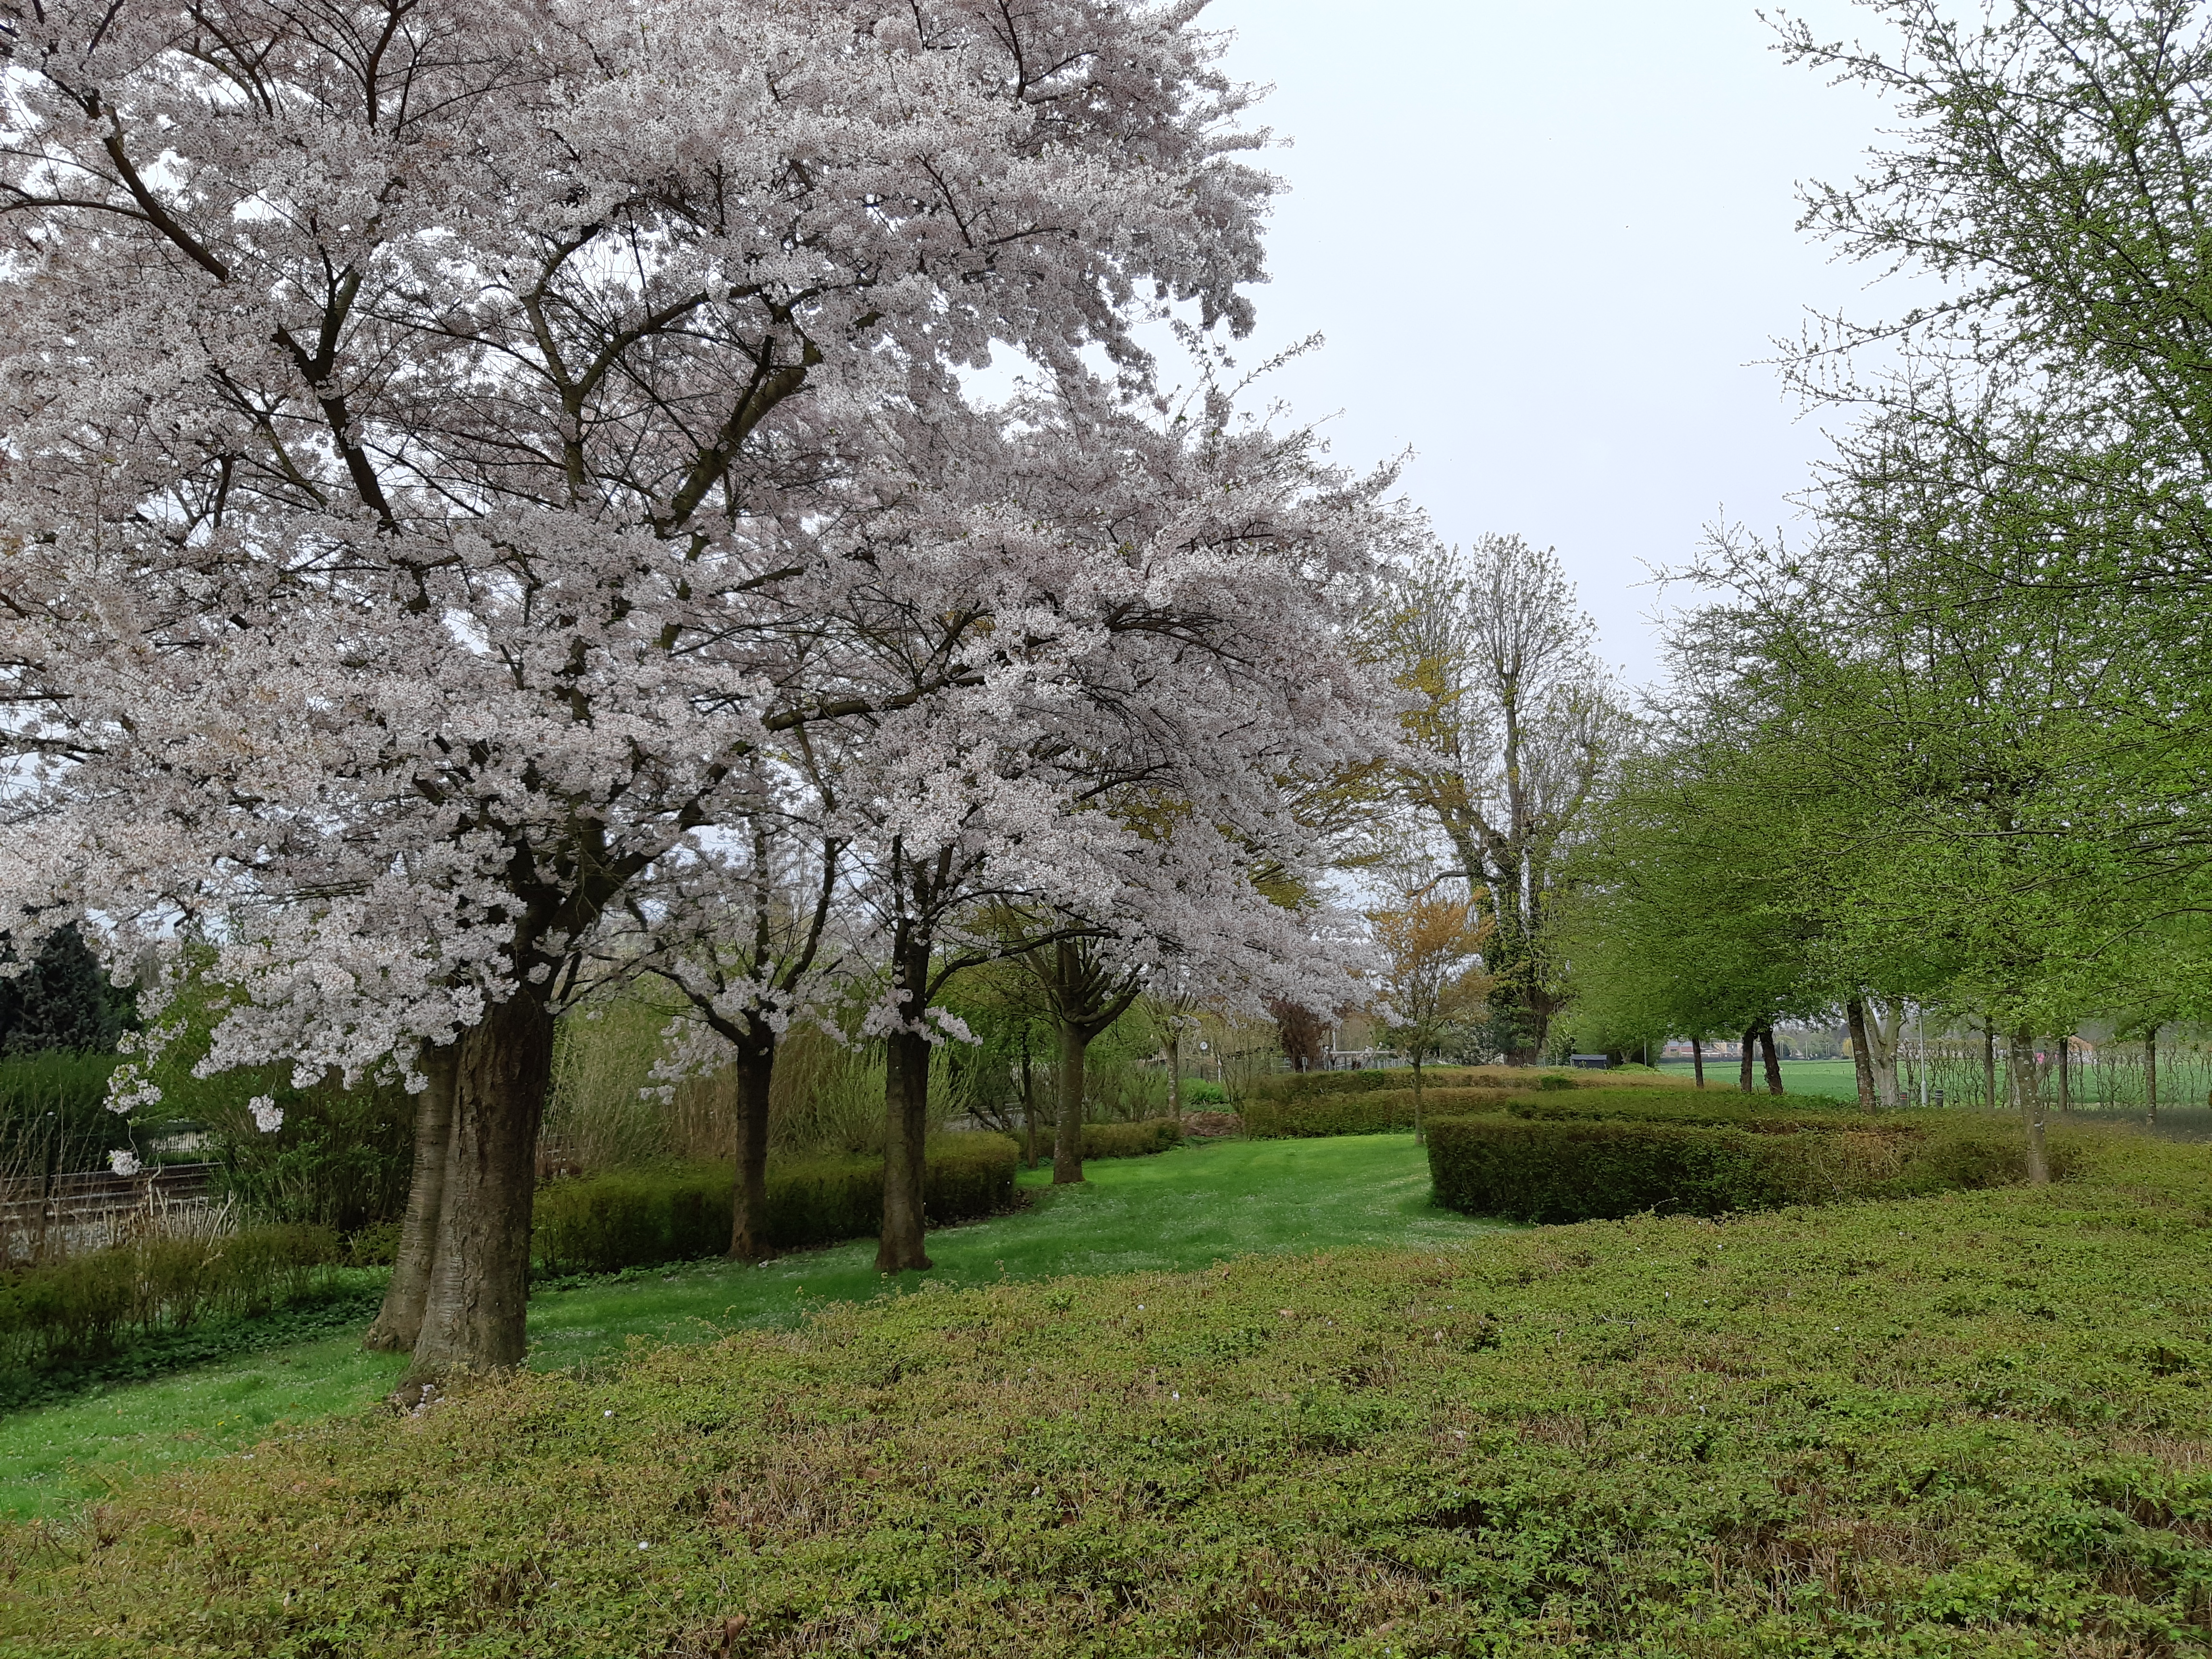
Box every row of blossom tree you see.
[0,0,1430,1380]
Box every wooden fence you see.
[0,1162,220,1262]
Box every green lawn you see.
[0,1135,1498,1518]
[10,1125,2208,1657]
[1656,1056,1859,1096]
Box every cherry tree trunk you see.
[1020,1032,1037,1169]
[406,994,555,1383]
[1052,1017,1088,1185]
[877,1025,934,1272]
[364,1042,459,1353]
[1982,1023,1997,1109]
[1846,999,1877,1113]
[1738,1026,1756,1094]
[1167,1030,1182,1117]
[2010,1024,2049,1184]
[729,1036,776,1261]
[1690,1037,1705,1089]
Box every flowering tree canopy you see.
[1,1,1398,1371]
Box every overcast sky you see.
[1196,0,1899,689]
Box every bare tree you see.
[1387,537,1629,1062]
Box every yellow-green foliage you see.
[9,1131,2208,1656]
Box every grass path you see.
[0,1134,1501,1518]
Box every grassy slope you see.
[0,1136,1489,1519]
[6,1129,2210,1656]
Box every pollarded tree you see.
[1386,537,1630,1063]
[0,0,1282,1376]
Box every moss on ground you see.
[4,1130,2210,1656]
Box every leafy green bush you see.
[531,1132,1021,1276]
[204,1080,414,1233]
[1428,1114,2077,1222]
[1078,1118,1182,1158]
[1245,1086,1525,1139]
[0,1224,344,1370]
[0,1050,127,1175]
[1178,1079,1229,1106]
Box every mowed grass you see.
[6,1127,2210,1657]
[0,1135,1492,1518]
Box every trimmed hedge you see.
[1245,1087,1526,1139]
[0,1223,344,1370]
[531,1132,1020,1276]
[1427,1114,2077,1223]
[1503,1087,1870,1133]
[1239,1065,1703,1108]
[1240,1067,1493,1105]
[1079,1118,1183,1158]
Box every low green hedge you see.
[1241,1067,1492,1104]
[1245,1087,1526,1139]
[1427,1115,2077,1223]
[1079,1118,1183,1158]
[1503,1087,1869,1133]
[531,1132,1021,1276]
[0,1223,344,1370]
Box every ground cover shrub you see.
[15,1130,2210,1657]
[1178,1078,1228,1106]
[531,1133,1020,1276]
[0,1223,344,1371]
[1244,1086,1526,1138]
[1428,1112,2081,1222]
[1077,1118,1182,1158]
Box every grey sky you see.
[1202,0,1897,687]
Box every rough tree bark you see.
[877,1027,934,1272]
[1052,1012,1089,1185]
[1691,1036,1705,1089]
[2009,1024,2049,1185]
[1982,1022,1997,1110]
[1042,940,1144,1187]
[1758,1023,1784,1095]
[1847,998,1878,1113]
[364,1042,459,1353]
[1739,1026,1756,1094]
[406,994,556,1384]
[729,1034,776,1261]
[877,936,935,1273]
